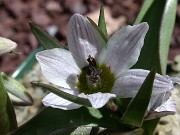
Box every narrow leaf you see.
[99,128,144,135]
[133,0,177,75]
[2,73,33,106]
[8,92,31,106]
[98,6,108,37]
[134,0,154,25]
[9,107,131,135]
[31,82,91,107]
[48,126,93,135]
[121,69,156,127]
[87,17,108,43]
[142,118,159,135]
[132,0,172,133]
[29,22,64,50]
[132,0,166,74]
[0,73,17,135]
[159,0,177,74]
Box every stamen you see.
[87,55,96,67]
[82,56,102,86]
[78,64,115,94]
[78,55,115,94]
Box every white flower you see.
[36,14,179,118]
[0,37,17,55]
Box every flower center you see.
[77,55,115,94]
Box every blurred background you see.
[1,1,180,134]
[1,0,180,74]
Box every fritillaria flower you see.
[36,14,179,119]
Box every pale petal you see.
[112,69,174,98]
[145,97,176,120]
[154,97,176,112]
[67,14,106,68]
[98,23,149,77]
[0,37,17,55]
[148,92,171,111]
[79,92,116,108]
[169,77,180,85]
[42,89,82,110]
[36,48,80,89]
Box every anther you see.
[87,55,96,67]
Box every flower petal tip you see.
[0,37,17,55]
[69,13,84,23]
[85,93,116,109]
[170,77,180,85]
[42,93,82,110]
[137,22,149,33]
[145,97,176,120]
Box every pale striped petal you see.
[42,88,81,110]
[112,69,174,98]
[68,14,106,68]
[79,92,116,108]
[145,97,176,120]
[36,48,80,89]
[98,23,149,78]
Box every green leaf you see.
[11,47,44,79]
[2,73,33,106]
[133,0,165,74]
[159,0,177,75]
[46,126,93,135]
[113,98,131,113]
[133,0,177,75]
[29,22,64,50]
[98,6,108,37]
[121,69,156,127]
[87,17,108,43]
[134,0,154,24]
[142,118,159,135]
[99,128,144,135]
[31,82,91,107]
[0,73,17,135]
[9,107,131,135]
[132,0,177,133]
